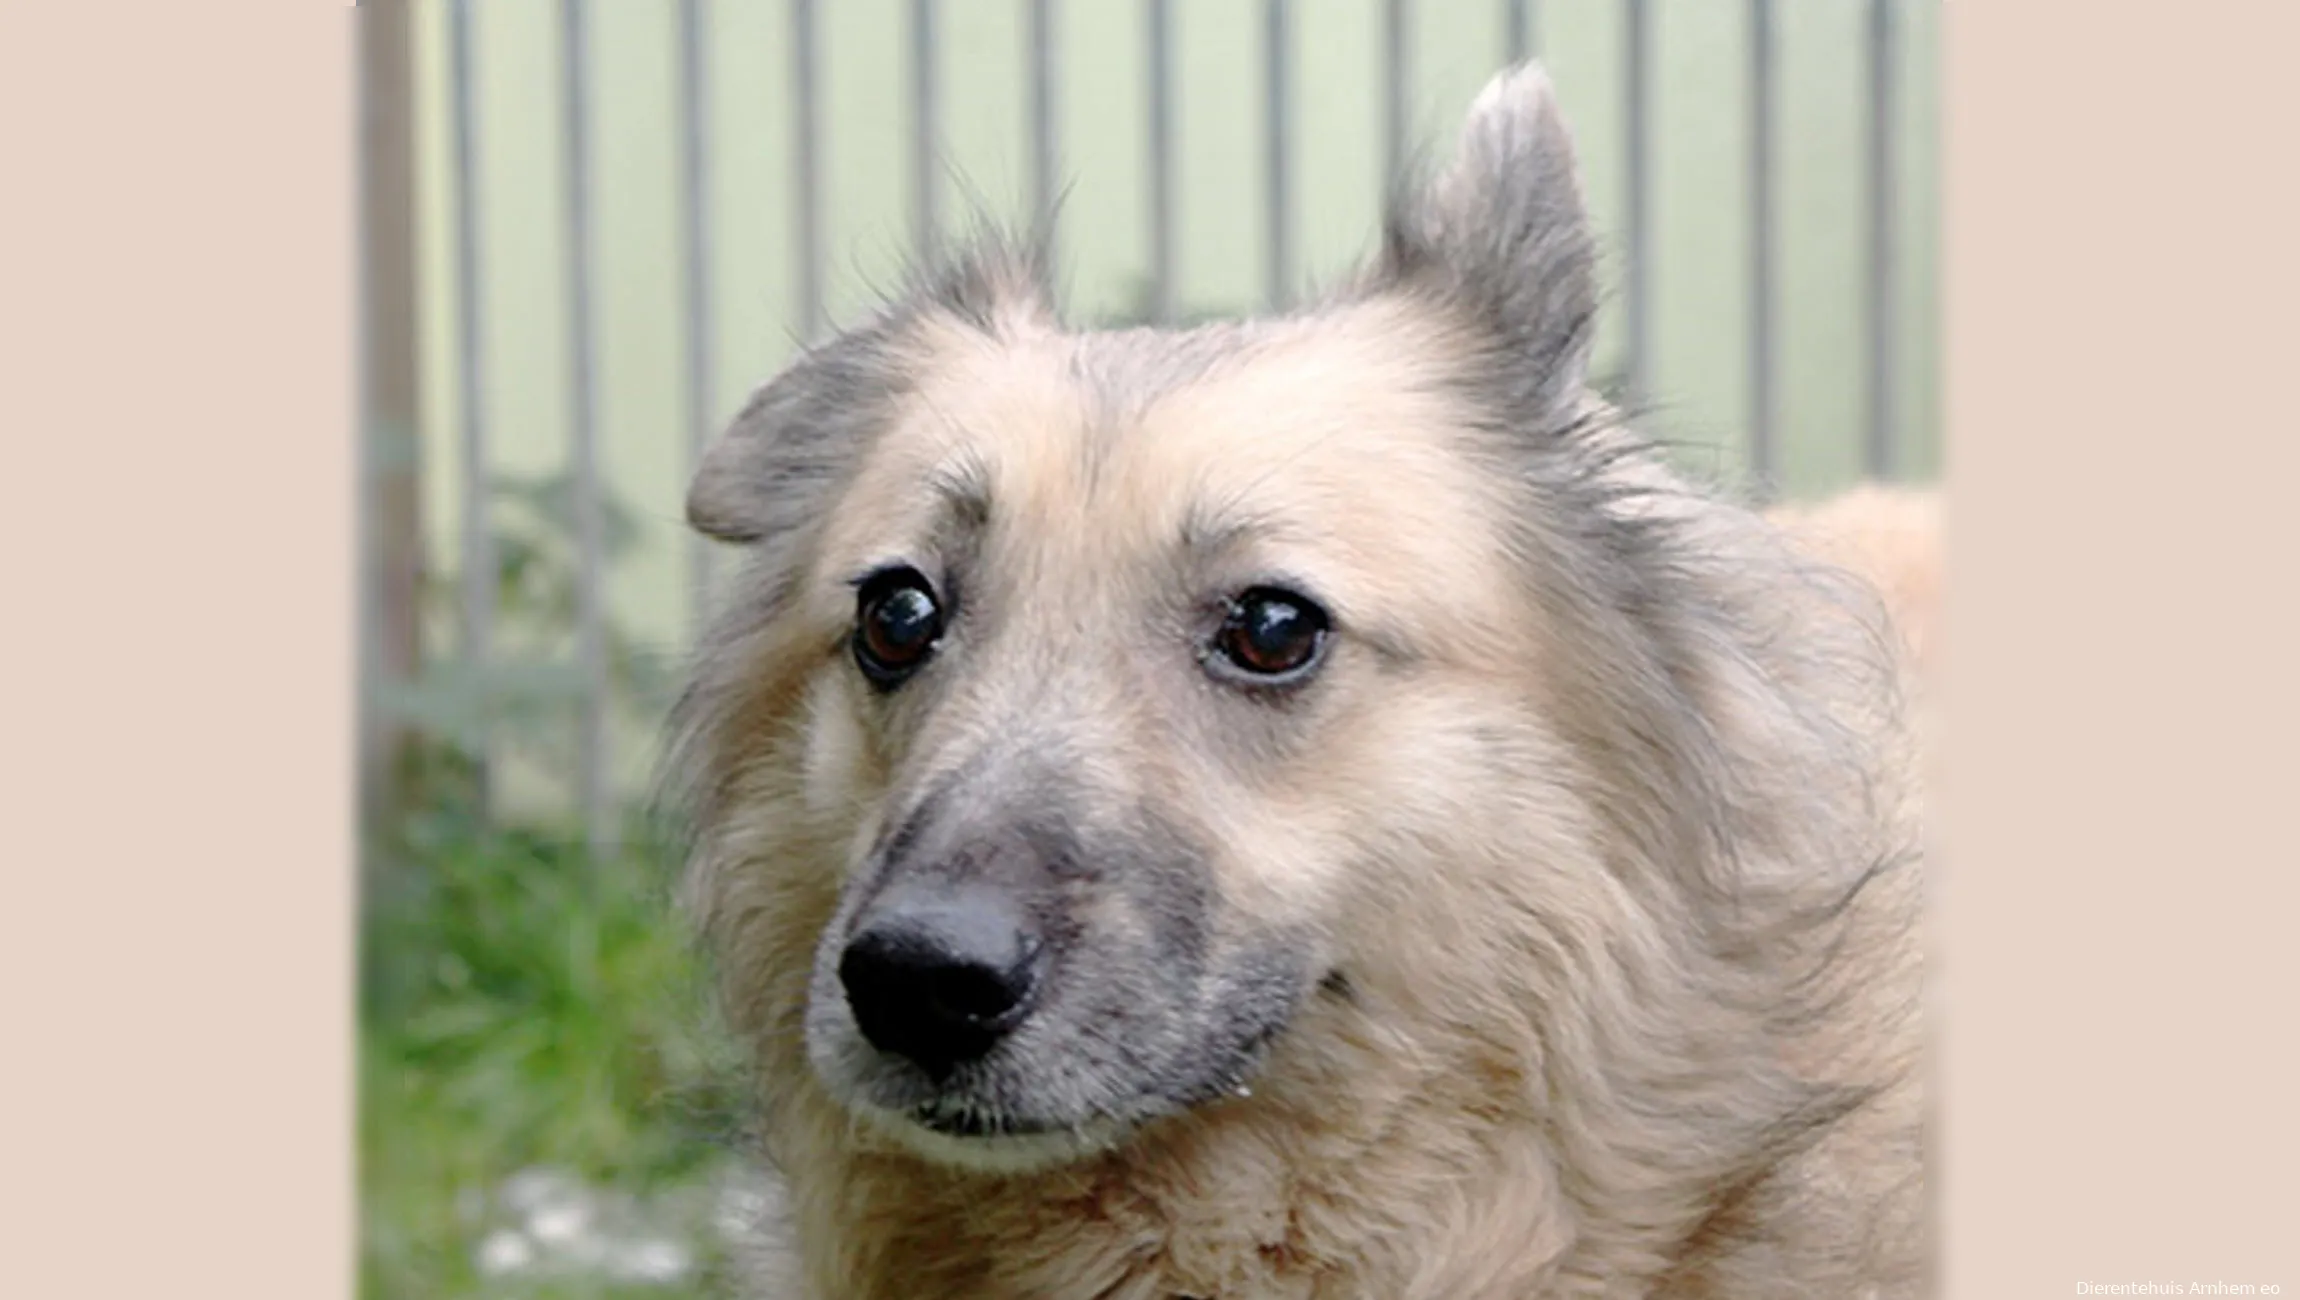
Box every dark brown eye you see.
[1212,587,1330,682]
[853,568,943,688]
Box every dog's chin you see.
[804,1033,1150,1173]
[849,1100,1140,1174]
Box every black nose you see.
[838,888,1046,1080]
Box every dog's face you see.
[679,68,1605,1172]
[778,305,1559,1168]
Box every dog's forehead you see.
[857,301,1518,594]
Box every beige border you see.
[1944,2,2300,1295]
[6,3,2299,1297]
[0,5,355,1298]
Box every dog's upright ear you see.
[1372,62,1599,421]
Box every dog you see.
[667,63,1930,1299]
[1767,486,1941,680]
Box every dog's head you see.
[674,66,1706,1172]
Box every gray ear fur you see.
[685,235,1050,549]
[685,324,905,546]
[1373,63,1599,421]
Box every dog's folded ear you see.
[686,325,904,546]
[1373,62,1598,420]
[688,238,1049,548]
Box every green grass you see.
[359,814,750,1300]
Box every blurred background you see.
[356,1,1939,1295]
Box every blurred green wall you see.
[407,0,1938,813]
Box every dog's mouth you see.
[838,1093,1142,1173]
[901,1004,1308,1142]
[907,1099,1066,1139]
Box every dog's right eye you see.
[853,567,944,688]
[1209,586,1331,685]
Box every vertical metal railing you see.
[558,0,613,857]
[1382,0,1409,190]
[414,0,1924,840]
[1865,0,1897,479]
[1264,0,1291,309]
[358,0,425,852]
[1621,0,1651,410]
[1748,0,1777,495]
[1507,0,1539,64]
[1146,0,1176,322]
[910,0,940,260]
[678,0,716,626]
[1027,0,1059,270]
[447,0,494,814]
[792,0,824,342]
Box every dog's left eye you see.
[1212,587,1330,682]
[853,567,944,688]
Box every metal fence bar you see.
[1507,0,1537,64]
[1027,0,1058,268]
[359,0,425,849]
[406,3,1938,836]
[1622,0,1651,409]
[1381,0,1409,191]
[559,0,613,856]
[1146,0,1175,322]
[910,0,939,260]
[1748,0,1776,494]
[678,0,716,625]
[792,0,824,340]
[1264,0,1291,310]
[1865,0,1897,479]
[448,0,494,814]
